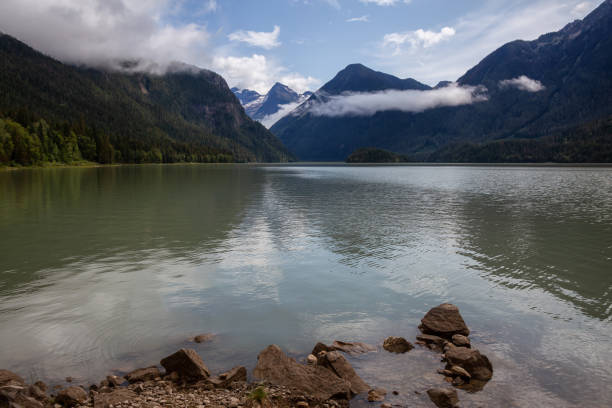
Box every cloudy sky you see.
[0,0,601,94]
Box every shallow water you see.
[0,164,611,406]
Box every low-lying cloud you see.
[307,83,488,117]
[499,76,546,92]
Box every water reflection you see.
[0,165,611,407]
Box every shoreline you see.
[0,304,487,408]
[3,161,612,172]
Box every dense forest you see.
[0,33,291,166]
[0,109,234,166]
[346,147,408,163]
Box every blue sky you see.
[0,0,602,93]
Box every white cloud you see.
[572,1,596,17]
[212,54,319,94]
[499,76,545,92]
[383,27,456,54]
[307,83,488,117]
[347,15,370,23]
[260,101,304,128]
[228,25,281,49]
[0,0,211,74]
[360,0,411,5]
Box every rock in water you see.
[55,386,88,407]
[444,347,493,381]
[208,366,247,388]
[383,337,414,353]
[331,341,376,354]
[125,366,161,383]
[451,334,470,348]
[312,342,334,356]
[317,351,370,395]
[420,304,470,338]
[0,370,25,387]
[367,388,387,402]
[253,345,351,400]
[426,388,459,408]
[160,349,210,380]
[193,333,215,343]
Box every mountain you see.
[272,0,612,162]
[232,83,312,126]
[0,33,292,165]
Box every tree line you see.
[0,109,234,166]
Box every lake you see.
[0,164,611,407]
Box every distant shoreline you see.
[2,161,612,172]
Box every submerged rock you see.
[331,341,376,355]
[383,337,413,353]
[193,333,215,344]
[160,348,210,380]
[56,386,88,407]
[444,347,493,381]
[426,387,458,408]
[253,345,351,400]
[367,387,387,402]
[125,366,161,383]
[420,304,470,338]
[312,342,334,356]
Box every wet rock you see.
[367,388,387,402]
[125,366,161,383]
[437,369,454,377]
[0,370,25,387]
[451,376,465,386]
[312,342,334,356]
[449,365,471,380]
[426,387,458,408]
[193,333,215,344]
[253,345,351,401]
[27,384,48,402]
[331,341,376,355]
[92,388,137,408]
[381,403,392,408]
[34,381,47,393]
[106,375,123,387]
[416,334,448,352]
[317,351,369,395]
[420,304,469,338]
[208,366,247,388]
[65,377,73,383]
[383,337,413,353]
[296,401,309,408]
[0,385,44,408]
[451,334,470,348]
[444,347,492,381]
[56,386,88,407]
[160,349,210,380]
[307,354,318,365]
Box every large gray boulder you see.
[253,345,351,400]
[444,347,493,381]
[160,349,210,380]
[420,304,470,338]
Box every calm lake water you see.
[1,165,611,407]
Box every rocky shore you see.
[0,304,492,408]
